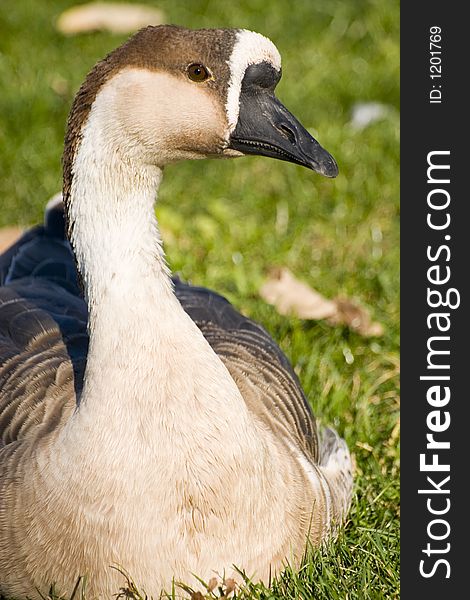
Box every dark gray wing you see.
[0,204,87,446]
[0,200,80,294]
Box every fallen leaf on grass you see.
[0,227,23,253]
[56,2,165,35]
[260,267,337,320]
[260,267,384,337]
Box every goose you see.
[0,25,353,599]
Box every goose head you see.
[63,24,338,188]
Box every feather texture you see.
[1,204,316,460]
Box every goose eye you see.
[187,63,211,82]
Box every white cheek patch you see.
[225,29,282,135]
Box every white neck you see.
[59,90,259,467]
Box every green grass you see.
[0,0,399,598]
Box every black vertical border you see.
[401,4,466,598]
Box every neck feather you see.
[61,99,255,456]
[67,102,170,306]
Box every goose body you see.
[0,26,352,598]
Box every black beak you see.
[228,63,338,178]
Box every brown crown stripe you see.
[62,25,238,237]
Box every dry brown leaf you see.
[0,227,23,253]
[260,267,337,320]
[56,2,165,35]
[260,267,384,337]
